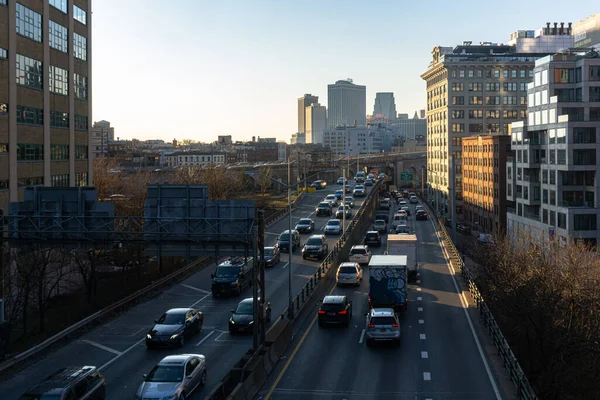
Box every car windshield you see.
[215,266,240,278]
[370,316,397,326]
[279,232,291,241]
[307,238,322,245]
[298,219,311,224]
[350,248,366,255]
[264,248,275,256]
[145,365,184,383]
[327,221,340,226]
[326,195,335,199]
[235,302,254,314]
[318,203,330,208]
[366,233,378,239]
[339,266,356,274]
[19,396,61,400]
[375,220,385,225]
[157,312,185,325]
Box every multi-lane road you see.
[0,183,372,399]
[260,199,507,400]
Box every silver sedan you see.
[135,354,207,400]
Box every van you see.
[211,256,254,296]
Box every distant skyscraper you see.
[372,93,397,121]
[298,94,319,134]
[327,79,366,128]
[92,121,115,158]
[305,103,327,144]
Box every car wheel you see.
[200,369,207,386]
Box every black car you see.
[146,308,203,348]
[309,180,327,190]
[318,295,352,327]
[344,185,354,194]
[18,366,106,400]
[315,202,333,217]
[375,212,389,223]
[211,256,254,296]
[364,231,382,247]
[295,218,315,233]
[335,205,352,219]
[302,234,328,260]
[278,229,301,252]
[229,297,271,334]
[261,246,280,267]
[416,210,428,220]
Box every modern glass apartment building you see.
[0,0,92,211]
[506,49,600,247]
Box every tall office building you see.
[506,49,600,247]
[305,103,326,144]
[327,79,366,128]
[372,92,397,121]
[91,120,114,158]
[574,13,600,49]
[421,23,573,217]
[0,0,93,210]
[297,94,318,135]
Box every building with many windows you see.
[297,94,318,135]
[327,79,366,128]
[462,134,513,234]
[323,126,383,157]
[91,120,113,158]
[305,102,326,144]
[421,24,572,218]
[372,92,397,121]
[0,0,92,211]
[164,152,225,168]
[506,49,600,247]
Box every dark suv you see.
[302,234,328,260]
[375,212,389,223]
[364,231,382,247]
[318,295,353,327]
[211,257,254,296]
[19,366,106,400]
[277,229,301,252]
[315,202,333,217]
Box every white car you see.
[136,354,207,400]
[325,194,339,207]
[410,196,418,204]
[324,219,342,235]
[349,245,372,265]
[353,185,366,197]
[336,262,363,286]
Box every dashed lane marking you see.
[420,334,426,340]
[281,262,289,269]
[81,340,122,356]
[180,283,211,294]
[417,287,422,291]
[417,296,422,301]
[195,330,215,346]
[418,307,423,312]
[417,279,421,284]
[358,329,366,344]
[99,337,146,371]
[423,372,431,381]
[190,293,212,308]
[418,319,424,324]
[421,351,429,359]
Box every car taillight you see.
[338,310,347,315]
[368,323,375,328]
[318,310,326,315]
[392,323,399,327]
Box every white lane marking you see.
[429,215,502,400]
[99,337,146,371]
[180,284,210,294]
[421,351,429,359]
[358,329,366,344]
[417,296,422,301]
[195,330,215,346]
[281,262,289,269]
[417,272,421,277]
[423,372,431,381]
[420,334,426,340]
[417,287,422,291]
[265,232,280,236]
[417,279,421,284]
[418,319,424,324]
[81,340,122,356]
[418,307,423,312]
[214,331,240,342]
[190,293,212,308]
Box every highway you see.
[260,199,506,400]
[0,182,372,400]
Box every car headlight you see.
[249,321,254,325]
[230,281,238,286]
[230,319,235,325]
[170,333,180,340]
[146,334,152,339]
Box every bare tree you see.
[256,167,273,194]
[71,248,105,307]
[170,166,249,200]
[92,157,123,200]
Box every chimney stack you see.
[568,22,572,34]
[560,22,564,35]
[546,22,551,35]
[553,22,558,35]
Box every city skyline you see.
[92,1,599,142]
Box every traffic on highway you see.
[1,180,374,399]
[259,190,506,400]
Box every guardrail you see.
[424,200,538,400]
[206,181,382,400]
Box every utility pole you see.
[451,156,457,244]
[253,210,266,348]
[252,224,259,350]
[287,158,293,320]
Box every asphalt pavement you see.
[0,182,372,400]
[259,200,507,400]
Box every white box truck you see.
[368,255,408,313]
[387,234,418,281]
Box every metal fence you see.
[430,205,538,400]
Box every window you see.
[452,110,464,119]
[16,3,42,42]
[0,48,6,60]
[0,0,5,5]
[49,65,68,95]
[520,96,527,105]
[494,70,500,78]
[485,96,500,105]
[503,82,517,92]
[554,68,574,83]
[503,110,518,119]
[573,150,596,165]
[49,0,68,13]
[452,124,464,133]
[18,176,43,187]
[485,82,500,91]
[469,110,483,118]
[17,105,43,125]
[590,87,600,102]
[75,145,88,160]
[16,54,43,90]
[469,124,483,133]
[469,96,483,105]
[574,214,597,230]
[52,174,69,187]
[75,172,88,186]
[557,150,566,165]
[486,110,499,119]
[73,33,87,61]
[0,103,7,114]
[50,110,69,128]
[452,96,464,105]
[17,144,43,161]
[503,96,518,105]
[74,5,86,24]
[74,73,88,100]
[51,144,69,160]
[452,83,463,91]
[468,83,482,92]
[486,124,500,133]
[591,66,600,81]
[49,20,68,53]
[574,127,596,144]
[75,115,88,130]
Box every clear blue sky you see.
[92,0,598,143]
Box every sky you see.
[92,1,599,143]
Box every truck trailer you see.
[368,255,408,313]
[387,234,418,281]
